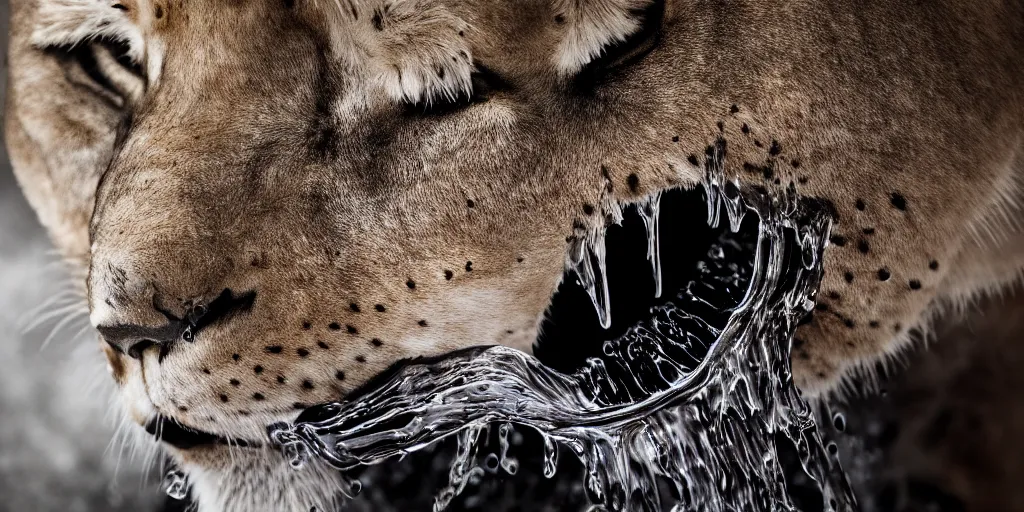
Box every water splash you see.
[435,425,486,511]
[268,166,854,511]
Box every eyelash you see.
[55,38,144,107]
[574,0,665,88]
[406,64,512,116]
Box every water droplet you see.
[568,230,613,329]
[340,475,362,498]
[162,469,188,500]
[496,423,519,475]
[832,412,847,432]
[283,442,309,469]
[542,435,559,478]
[637,192,663,298]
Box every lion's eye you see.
[574,0,665,87]
[407,64,512,117]
[50,39,145,108]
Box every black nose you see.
[98,320,187,359]
[97,289,256,359]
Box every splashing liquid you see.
[268,163,856,511]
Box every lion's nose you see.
[97,320,189,359]
[95,289,256,360]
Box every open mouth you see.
[145,185,756,453]
[152,149,847,509]
[268,168,833,444]
[535,184,757,379]
[258,166,853,510]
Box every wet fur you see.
[5,0,1024,509]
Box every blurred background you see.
[2,3,1023,510]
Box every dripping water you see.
[266,165,855,511]
[567,227,613,329]
[638,192,663,299]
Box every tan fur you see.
[6,0,1024,509]
[552,0,651,75]
[31,0,145,61]
[314,0,476,105]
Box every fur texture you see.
[5,0,1024,509]
[552,0,651,75]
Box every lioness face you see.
[15,0,698,448]
[7,0,1023,508]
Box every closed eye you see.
[573,0,665,90]
[45,38,145,108]
[405,64,513,117]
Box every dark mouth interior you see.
[146,415,260,450]
[535,185,758,375]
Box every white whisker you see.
[40,310,90,350]
[18,291,84,331]
[22,302,85,334]
[69,322,97,344]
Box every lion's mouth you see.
[534,184,755,376]
[145,185,746,453]
[269,168,830,452]
[146,185,752,453]
[261,167,851,512]
[146,415,262,450]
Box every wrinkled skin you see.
[5,0,1023,509]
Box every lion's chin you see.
[166,443,349,512]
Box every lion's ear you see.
[551,0,654,76]
[32,0,146,64]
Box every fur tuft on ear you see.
[552,0,652,76]
[324,0,474,105]
[31,0,145,63]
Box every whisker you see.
[108,413,136,480]
[69,322,97,344]
[21,298,87,331]
[18,292,84,331]
[141,434,162,487]
[227,434,238,468]
[40,311,90,350]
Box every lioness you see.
[5,0,1023,510]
